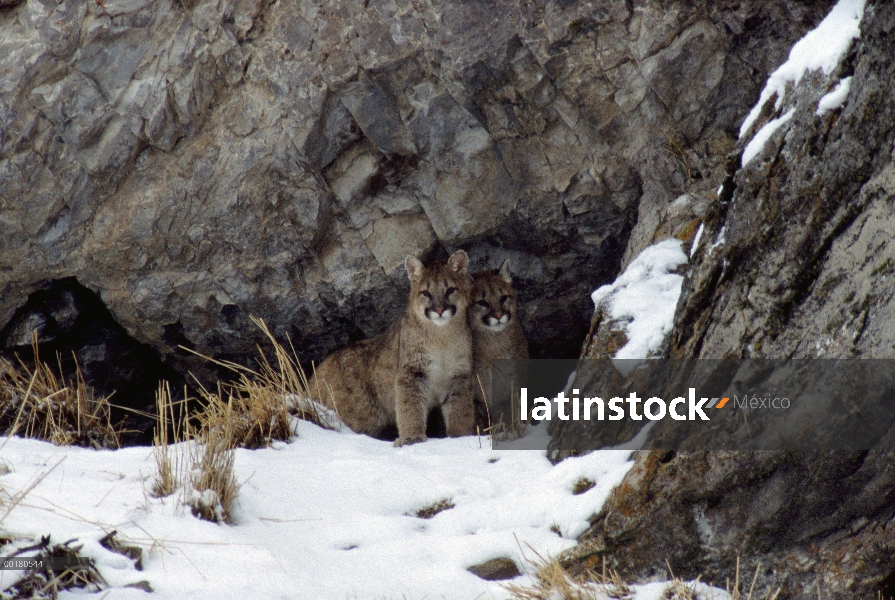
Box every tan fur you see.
[309,251,476,446]
[468,260,529,430]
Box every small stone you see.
[125,581,153,592]
[466,557,520,581]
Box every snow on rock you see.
[591,239,688,360]
[690,223,705,258]
[742,108,795,166]
[816,76,853,115]
[0,426,637,599]
[739,0,865,138]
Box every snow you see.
[0,426,647,599]
[590,239,688,360]
[739,0,865,138]
[816,76,853,115]
[690,222,705,258]
[710,226,727,253]
[741,108,795,166]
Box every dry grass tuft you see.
[504,550,633,600]
[660,562,703,600]
[182,316,334,451]
[193,379,292,450]
[151,382,186,498]
[506,553,782,600]
[0,335,119,448]
[184,418,238,524]
[662,579,701,600]
[480,377,527,445]
[150,316,330,524]
[726,557,780,600]
[149,382,238,523]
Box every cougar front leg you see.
[394,367,428,446]
[442,373,475,437]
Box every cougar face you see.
[405,251,472,327]
[470,260,518,333]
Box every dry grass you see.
[192,379,292,450]
[661,561,702,600]
[149,382,237,523]
[504,550,633,600]
[0,335,119,449]
[183,417,238,524]
[151,382,187,498]
[662,579,701,599]
[726,557,780,600]
[182,316,334,451]
[480,376,528,445]
[505,552,775,600]
[150,316,335,524]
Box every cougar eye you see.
[445,287,457,296]
[421,291,432,299]
[499,295,510,303]
[477,300,490,308]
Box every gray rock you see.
[467,557,520,581]
[564,4,895,599]
[0,0,833,392]
[566,449,895,599]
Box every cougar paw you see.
[394,435,427,447]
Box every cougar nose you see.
[494,312,503,319]
[435,307,444,315]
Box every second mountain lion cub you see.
[309,250,476,446]
[468,260,529,429]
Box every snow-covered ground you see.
[0,425,690,599]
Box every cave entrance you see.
[0,278,187,446]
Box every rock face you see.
[566,450,895,599]
[0,0,834,402]
[568,3,895,599]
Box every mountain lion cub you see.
[468,260,529,429]
[309,250,476,446]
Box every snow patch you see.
[742,108,795,166]
[591,240,688,360]
[690,222,705,258]
[739,0,865,138]
[816,76,853,115]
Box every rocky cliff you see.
[570,2,895,598]
[0,0,833,412]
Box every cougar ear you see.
[498,259,512,283]
[405,255,424,281]
[447,250,469,273]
